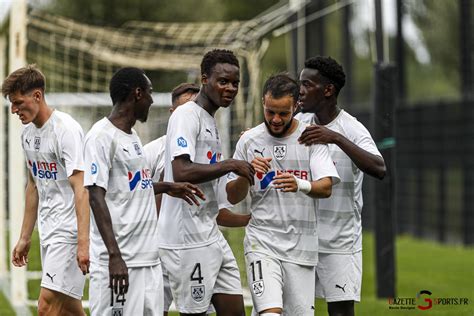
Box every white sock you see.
[260,313,281,316]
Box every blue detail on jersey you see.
[128,171,141,191]
[32,161,38,176]
[177,137,187,148]
[260,171,276,190]
[91,163,97,175]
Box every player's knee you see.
[37,295,53,316]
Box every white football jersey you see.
[157,101,223,249]
[295,110,382,253]
[229,120,339,266]
[84,118,159,267]
[144,135,166,182]
[22,110,84,245]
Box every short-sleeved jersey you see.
[228,121,340,266]
[84,118,159,267]
[157,101,222,249]
[295,110,382,253]
[143,135,167,182]
[22,110,84,245]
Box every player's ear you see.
[134,87,142,101]
[32,89,42,102]
[324,84,335,97]
[201,74,208,85]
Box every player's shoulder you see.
[294,112,315,124]
[52,110,83,132]
[337,110,370,135]
[238,123,266,143]
[143,135,166,152]
[85,117,113,141]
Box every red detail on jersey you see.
[207,151,212,159]
[128,171,133,180]
[256,172,263,180]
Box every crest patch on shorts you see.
[273,145,287,160]
[252,280,265,297]
[112,307,123,316]
[191,285,205,302]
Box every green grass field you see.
[1,229,472,315]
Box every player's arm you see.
[172,155,254,185]
[68,170,90,275]
[12,172,38,267]
[273,173,333,198]
[87,185,128,295]
[152,180,205,206]
[298,124,386,179]
[216,208,251,227]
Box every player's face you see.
[202,63,239,108]
[170,91,197,113]
[263,93,296,138]
[298,68,328,114]
[135,75,154,123]
[9,90,42,125]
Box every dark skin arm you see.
[172,155,255,185]
[216,208,251,227]
[298,125,386,180]
[152,181,205,206]
[87,185,128,296]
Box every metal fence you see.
[358,99,474,245]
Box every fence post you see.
[372,63,396,298]
[8,0,29,314]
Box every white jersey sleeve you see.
[309,143,340,184]
[57,118,84,177]
[347,120,381,157]
[167,106,199,162]
[143,135,167,182]
[83,124,111,191]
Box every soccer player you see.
[226,73,340,316]
[84,67,204,315]
[157,49,254,316]
[3,64,89,315]
[296,56,386,316]
[143,82,250,315]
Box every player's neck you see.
[195,93,218,117]
[32,104,53,128]
[108,106,135,134]
[317,102,340,125]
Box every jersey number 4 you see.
[191,263,204,284]
[110,289,126,307]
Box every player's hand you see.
[109,253,129,295]
[77,239,90,275]
[12,238,31,267]
[251,157,272,174]
[167,182,206,206]
[298,124,338,146]
[272,173,298,192]
[226,159,255,186]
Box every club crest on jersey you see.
[273,145,286,160]
[133,142,142,155]
[128,168,152,191]
[34,137,41,151]
[252,280,265,297]
[111,307,123,316]
[191,285,205,302]
[207,151,222,164]
[177,136,187,148]
[256,171,276,190]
